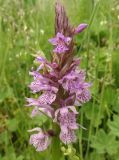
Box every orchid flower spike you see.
[26,1,91,152]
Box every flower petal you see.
[48,38,57,45]
[74,23,88,34]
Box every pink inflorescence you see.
[26,2,91,152]
[49,32,71,54]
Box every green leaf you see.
[112,50,119,87]
[83,103,104,127]
[113,92,119,113]
[91,129,119,155]
[0,130,9,145]
[103,86,116,106]
[0,155,2,160]
[85,151,105,160]
[6,118,18,132]
[2,153,16,160]
[17,155,24,160]
[0,86,14,103]
[112,153,119,160]
[108,115,119,137]
[32,114,48,126]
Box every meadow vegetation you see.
[0,0,119,159]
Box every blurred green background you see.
[0,0,119,159]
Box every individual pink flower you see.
[49,32,72,54]
[26,91,56,105]
[26,91,55,118]
[29,71,58,93]
[59,69,86,91]
[54,105,78,144]
[36,56,59,72]
[29,128,51,152]
[26,94,55,118]
[74,23,88,35]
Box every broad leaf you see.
[83,103,104,127]
[91,129,119,155]
[108,115,119,137]
[6,118,18,132]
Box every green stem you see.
[52,136,61,160]
[79,110,83,160]
[51,124,62,160]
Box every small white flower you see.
[40,29,45,35]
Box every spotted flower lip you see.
[59,111,78,131]
[26,92,56,106]
[49,32,72,54]
[60,129,77,144]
